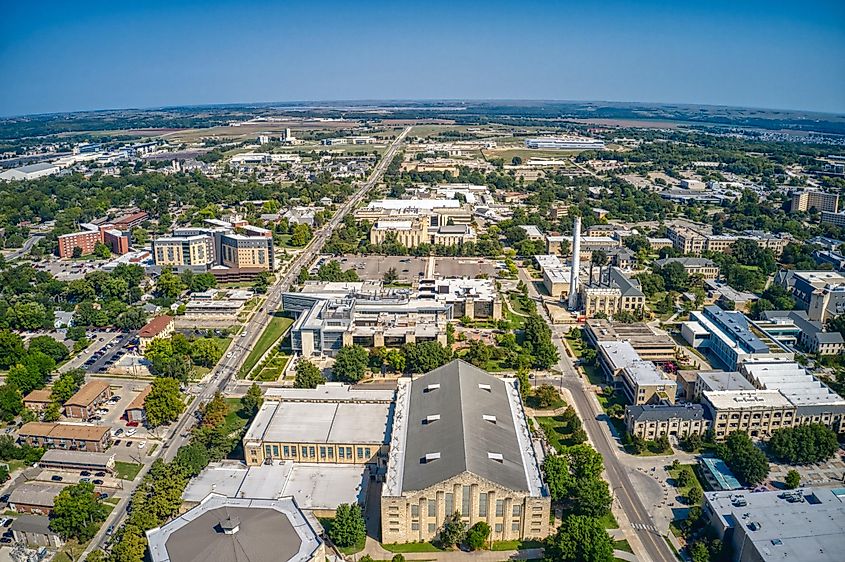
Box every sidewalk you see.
[357,539,543,561]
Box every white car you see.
[125,428,137,437]
[138,441,146,449]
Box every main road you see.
[84,127,411,558]
[519,270,676,562]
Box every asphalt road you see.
[83,126,411,558]
[520,269,675,562]
[6,234,44,261]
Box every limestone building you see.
[381,361,551,544]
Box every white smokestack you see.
[568,216,581,309]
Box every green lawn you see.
[490,539,544,551]
[613,539,633,553]
[668,463,705,505]
[239,314,293,378]
[536,415,584,453]
[597,512,619,530]
[382,542,444,553]
[114,461,143,481]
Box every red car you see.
[126,421,139,427]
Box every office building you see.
[146,494,325,562]
[703,487,845,562]
[681,306,793,370]
[790,189,839,213]
[381,361,550,544]
[242,384,394,467]
[775,270,845,322]
[597,340,641,384]
[534,254,572,300]
[653,257,720,280]
[356,198,473,227]
[417,278,502,320]
[624,403,708,440]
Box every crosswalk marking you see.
[632,522,659,533]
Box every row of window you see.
[262,444,372,460]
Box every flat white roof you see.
[703,389,793,409]
[367,199,461,211]
[245,401,391,445]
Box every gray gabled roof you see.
[401,360,530,493]
[626,403,705,422]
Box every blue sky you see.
[1,0,844,116]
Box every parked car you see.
[125,427,137,436]
[126,421,139,427]
[80,477,91,483]
[95,471,106,477]
[51,475,63,482]
[93,479,104,485]
[80,471,91,476]
[125,441,132,447]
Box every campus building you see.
[624,404,708,440]
[139,315,175,352]
[653,257,720,280]
[761,310,844,355]
[417,278,502,320]
[620,361,677,405]
[534,255,571,301]
[584,319,676,363]
[381,361,550,544]
[524,136,606,150]
[242,384,395,467]
[147,494,325,562]
[579,267,645,318]
[701,390,796,439]
[774,270,845,323]
[790,189,839,213]
[703,487,845,562]
[681,306,793,370]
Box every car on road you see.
[51,475,63,482]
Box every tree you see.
[785,469,801,489]
[290,223,313,247]
[543,454,574,502]
[535,384,560,409]
[28,335,69,363]
[438,511,466,549]
[465,521,491,551]
[109,524,147,562]
[328,503,365,548]
[723,431,769,486]
[570,477,612,517]
[591,250,608,266]
[72,246,83,258]
[85,550,107,562]
[240,383,263,417]
[385,349,406,373]
[156,269,186,299]
[51,370,85,404]
[49,482,108,541]
[93,242,112,259]
[403,341,453,373]
[466,339,492,367]
[42,401,61,422]
[0,385,23,422]
[689,541,710,562]
[145,377,185,427]
[7,362,48,395]
[189,338,221,368]
[391,555,406,562]
[0,330,26,369]
[567,444,605,481]
[200,392,228,428]
[383,267,399,284]
[294,360,325,389]
[174,442,210,478]
[767,424,838,465]
[332,345,369,383]
[544,515,614,562]
[686,485,703,505]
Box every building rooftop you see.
[244,400,392,446]
[146,494,322,562]
[263,383,395,403]
[126,385,152,411]
[39,449,114,468]
[23,388,53,403]
[702,389,794,410]
[182,461,367,511]
[19,421,110,441]
[139,315,174,338]
[64,380,110,408]
[654,257,717,268]
[597,341,641,372]
[740,359,845,411]
[699,458,741,490]
[623,360,671,386]
[8,482,64,508]
[705,487,845,562]
[626,403,704,422]
[696,370,755,393]
[384,360,545,497]
[9,514,54,536]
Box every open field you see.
[239,314,293,378]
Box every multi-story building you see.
[534,254,571,300]
[138,315,175,352]
[790,189,839,213]
[666,224,708,255]
[219,232,274,270]
[381,361,550,544]
[152,234,212,269]
[775,269,845,322]
[653,257,720,280]
[370,218,430,248]
[761,310,844,355]
[63,380,112,421]
[620,361,677,405]
[57,223,129,258]
[584,319,676,363]
[740,358,845,433]
[242,384,394,467]
[356,199,473,227]
[681,306,793,370]
[703,487,845,562]
[417,278,502,320]
[821,210,845,227]
[624,403,708,440]
[18,422,111,452]
[579,267,645,318]
[701,390,796,439]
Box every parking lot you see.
[333,255,427,282]
[34,468,122,492]
[82,332,138,374]
[434,257,500,278]
[59,331,123,373]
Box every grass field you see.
[668,463,705,505]
[382,542,444,553]
[239,314,293,378]
[114,461,143,481]
[536,415,582,453]
[490,539,544,551]
[252,350,292,381]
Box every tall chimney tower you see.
[568,216,581,309]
